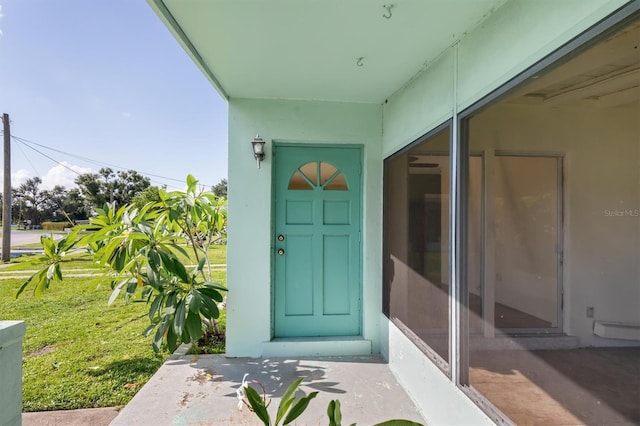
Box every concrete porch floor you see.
[111,353,427,425]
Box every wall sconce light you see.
[251,134,266,169]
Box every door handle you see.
[278,248,285,256]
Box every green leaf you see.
[148,250,161,272]
[188,290,202,315]
[152,315,170,353]
[114,249,126,271]
[196,256,206,273]
[202,282,228,292]
[148,294,164,321]
[172,260,190,283]
[16,272,38,299]
[186,174,198,194]
[166,321,178,352]
[125,279,138,302]
[53,264,63,281]
[276,377,304,425]
[185,308,202,342]
[327,400,342,426]
[245,385,270,426]
[373,421,424,426]
[199,294,219,320]
[146,268,161,291]
[58,227,81,252]
[142,322,158,337]
[198,287,224,303]
[46,263,56,280]
[33,269,51,298]
[42,236,55,258]
[282,391,318,425]
[108,279,127,306]
[173,299,186,336]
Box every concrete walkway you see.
[111,353,426,425]
[22,407,120,426]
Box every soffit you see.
[156,0,506,103]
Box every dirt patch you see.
[187,370,211,385]
[179,392,193,407]
[28,345,56,358]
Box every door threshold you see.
[263,336,372,357]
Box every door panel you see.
[274,145,362,337]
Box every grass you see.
[0,244,227,412]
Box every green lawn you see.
[0,245,227,412]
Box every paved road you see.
[0,230,63,247]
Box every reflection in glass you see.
[384,128,450,366]
[494,155,559,328]
[320,162,338,185]
[300,162,318,185]
[463,18,640,425]
[288,171,314,190]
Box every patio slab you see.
[111,354,427,425]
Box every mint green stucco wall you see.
[226,99,382,357]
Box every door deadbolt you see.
[278,248,285,255]
[277,235,285,241]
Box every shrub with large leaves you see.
[17,175,227,352]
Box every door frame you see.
[485,151,565,335]
[270,142,364,339]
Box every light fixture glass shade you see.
[251,134,266,168]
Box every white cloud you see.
[41,162,93,190]
[0,169,32,189]
[0,164,93,190]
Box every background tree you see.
[61,188,89,222]
[212,178,227,198]
[131,185,162,209]
[75,172,106,211]
[76,168,151,211]
[39,185,67,222]
[13,177,45,225]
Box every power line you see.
[12,135,191,185]
[10,135,213,189]
[13,137,83,176]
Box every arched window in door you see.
[288,161,348,190]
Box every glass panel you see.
[299,162,318,186]
[288,171,313,190]
[320,162,338,185]
[468,156,484,333]
[494,155,558,328]
[384,128,451,369]
[324,172,348,190]
[464,18,640,425]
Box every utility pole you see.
[2,113,11,261]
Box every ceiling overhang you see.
[148,0,507,103]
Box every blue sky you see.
[0,0,228,191]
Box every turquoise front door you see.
[274,145,362,337]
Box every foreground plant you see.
[239,376,424,426]
[17,175,227,353]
